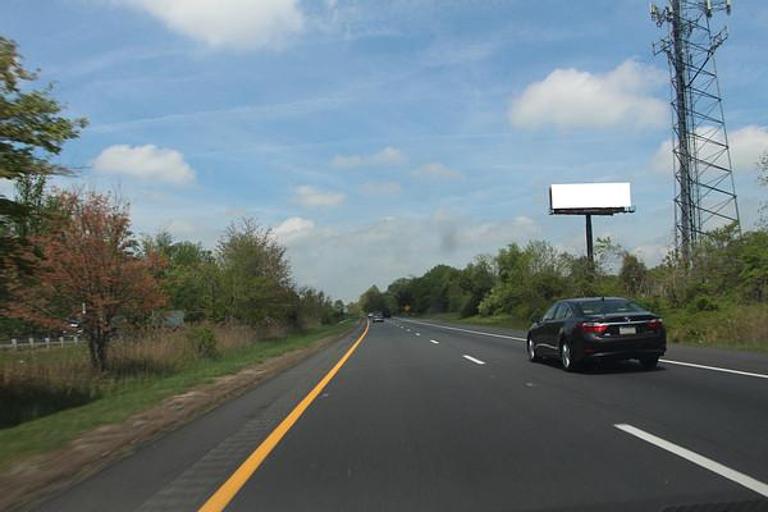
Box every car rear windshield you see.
[576,300,646,316]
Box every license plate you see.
[619,326,637,335]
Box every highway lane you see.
[35,318,768,511]
[224,319,767,511]
[34,326,367,512]
[395,319,768,487]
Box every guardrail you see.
[0,334,84,351]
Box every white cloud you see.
[0,179,14,198]
[730,125,768,171]
[360,181,402,195]
[118,0,304,50]
[278,212,541,301]
[294,185,345,207]
[650,138,674,173]
[273,216,315,241]
[651,125,768,173]
[331,146,406,169]
[509,59,666,129]
[92,144,195,185]
[413,162,463,180]
[632,243,670,266]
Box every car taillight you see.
[578,322,608,335]
[647,319,663,330]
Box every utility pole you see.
[670,0,694,264]
[651,0,740,266]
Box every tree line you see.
[0,37,343,370]
[358,184,768,331]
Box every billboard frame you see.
[549,183,635,216]
[548,183,635,267]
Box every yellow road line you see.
[198,320,370,512]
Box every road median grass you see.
[420,306,768,354]
[661,303,768,353]
[419,312,529,331]
[0,320,357,471]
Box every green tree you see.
[333,299,346,318]
[758,151,768,227]
[142,232,219,322]
[387,277,416,313]
[479,241,569,321]
[619,253,649,297]
[359,285,387,313]
[0,37,86,251]
[735,231,768,302]
[458,256,496,317]
[410,264,462,314]
[293,287,338,328]
[217,218,294,326]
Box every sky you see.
[3,0,768,301]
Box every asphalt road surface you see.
[36,318,768,511]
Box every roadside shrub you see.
[664,303,768,350]
[459,295,480,318]
[186,327,219,359]
[691,295,720,312]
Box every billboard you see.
[549,183,633,215]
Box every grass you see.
[421,312,530,331]
[662,303,768,353]
[422,304,768,353]
[0,320,356,470]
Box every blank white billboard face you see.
[549,183,632,212]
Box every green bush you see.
[661,302,767,351]
[186,326,219,359]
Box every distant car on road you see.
[526,297,666,372]
[371,312,384,323]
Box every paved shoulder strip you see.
[198,322,370,512]
[615,423,768,498]
[400,319,526,342]
[660,359,768,380]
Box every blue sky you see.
[3,0,768,300]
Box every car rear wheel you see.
[639,356,659,370]
[527,337,539,362]
[560,340,576,372]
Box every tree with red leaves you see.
[3,190,166,370]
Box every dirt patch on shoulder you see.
[0,322,361,511]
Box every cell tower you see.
[650,0,740,265]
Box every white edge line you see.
[462,354,486,365]
[615,423,768,498]
[400,318,526,342]
[415,333,421,336]
[430,339,440,344]
[660,359,768,380]
[400,319,766,380]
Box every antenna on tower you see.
[650,0,740,266]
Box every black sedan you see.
[526,297,666,371]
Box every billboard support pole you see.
[549,183,634,275]
[585,214,594,268]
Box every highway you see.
[36,318,768,511]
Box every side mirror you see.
[531,317,541,325]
